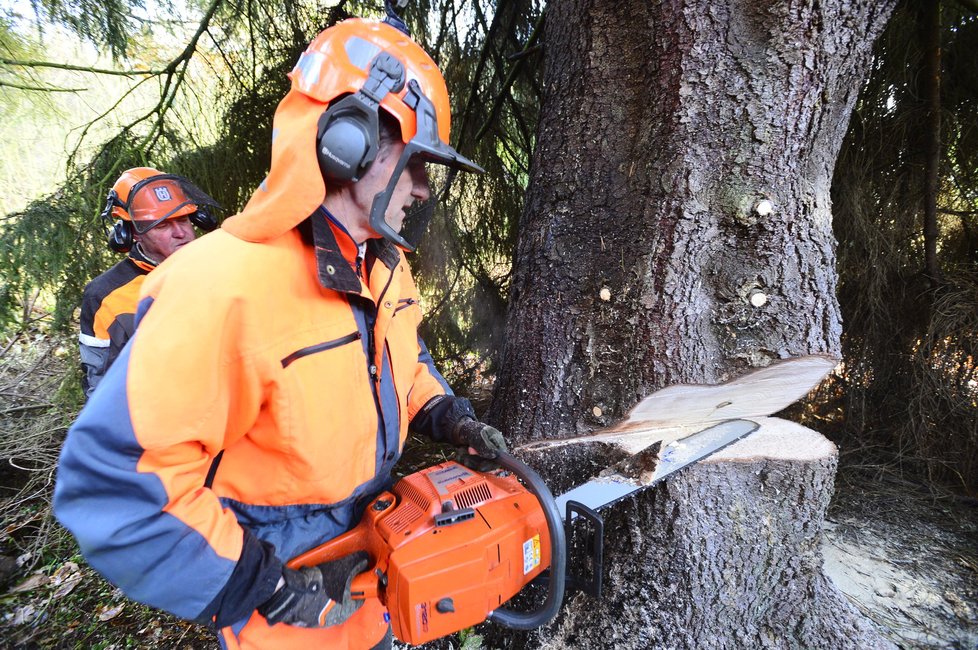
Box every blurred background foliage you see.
[0,0,976,644]
[0,0,543,395]
[828,0,978,492]
[0,0,976,494]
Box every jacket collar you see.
[128,243,158,273]
[311,206,401,294]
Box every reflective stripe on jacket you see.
[78,248,156,398]
[55,210,449,648]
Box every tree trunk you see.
[486,0,897,646]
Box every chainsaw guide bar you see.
[555,418,760,518]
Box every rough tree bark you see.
[485,0,897,647]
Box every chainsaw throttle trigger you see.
[350,566,381,600]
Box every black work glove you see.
[452,417,509,470]
[411,396,509,471]
[257,552,368,628]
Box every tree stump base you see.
[496,418,894,649]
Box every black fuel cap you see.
[436,597,455,613]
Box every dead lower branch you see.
[0,58,165,77]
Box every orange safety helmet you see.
[101,167,220,252]
[289,18,483,249]
[108,168,196,227]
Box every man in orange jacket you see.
[79,168,218,398]
[55,15,505,650]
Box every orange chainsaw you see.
[288,452,568,644]
[288,420,759,645]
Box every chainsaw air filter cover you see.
[381,461,552,644]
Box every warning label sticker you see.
[522,534,541,575]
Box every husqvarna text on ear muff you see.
[316,52,407,184]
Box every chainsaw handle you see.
[350,566,380,601]
[487,451,566,630]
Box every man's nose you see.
[176,220,196,238]
[413,175,431,202]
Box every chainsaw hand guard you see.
[487,451,567,631]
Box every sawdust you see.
[822,469,978,649]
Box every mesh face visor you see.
[370,80,484,251]
[397,162,454,249]
[123,175,221,234]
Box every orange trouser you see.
[219,599,390,649]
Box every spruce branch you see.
[0,58,164,76]
[0,80,85,92]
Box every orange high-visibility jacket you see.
[78,246,156,398]
[55,89,456,649]
[55,210,449,648]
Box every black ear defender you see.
[189,207,218,232]
[316,52,407,184]
[107,221,133,253]
[100,189,134,253]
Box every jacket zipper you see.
[393,298,416,314]
[367,327,378,379]
[281,331,361,368]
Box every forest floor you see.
[822,465,978,649]
[0,337,976,648]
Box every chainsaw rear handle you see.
[487,451,567,630]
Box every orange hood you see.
[222,90,326,243]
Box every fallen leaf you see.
[10,604,37,625]
[50,561,80,583]
[9,572,48,593]
[97,604,125,621]
[52,571,82,599]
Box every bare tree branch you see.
[474,12,544,142]
[0,80,85,92]
[0,58,164,76]
[63,0,227,188]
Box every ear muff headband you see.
[316,52,406,184]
